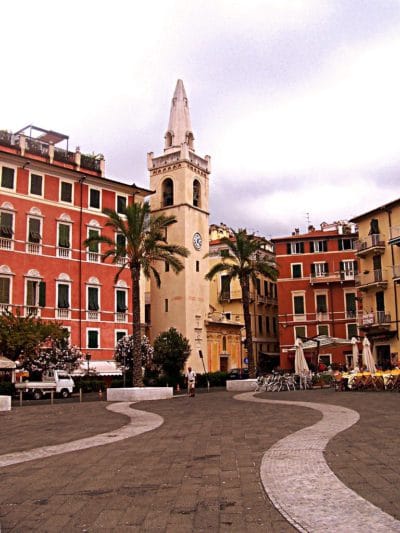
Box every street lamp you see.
[85,352,91,375]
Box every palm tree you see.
[84,201,189,386]
[205,228,277,378]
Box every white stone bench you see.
[226,379,257,392]
[0,395,11,411]
[107,387,173,402]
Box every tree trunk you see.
[131,265,144,387]
[241,275,255,378]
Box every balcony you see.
[25,138,50,158]
[25,306,40,317]
[256,294,265,304]
[26,242,41,255]
[87,310,99,321]
[0,237,13,250]
[115,312,127,323]
[57,247,72,259]
[0,303,11,314]
[392,264,400,282]
[355,234,386,257]
[87,251,100,263]
[57,308,71,320]
[355,269,388,291]
[388,226,400,246]
[358,311,391,329]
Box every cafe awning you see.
[0,356,16,370]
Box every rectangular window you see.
[272,317,277,334]
[311,262,328,278]
[220,249,229,258]
[316,294,327,313]
[165,261,170,272]
[319,355,332,366]
[1,166,15,189]
[266,316,270,333]
[116,330,126,344]
[258,315,263,334]
[318,324,329,336]
[87,330,99,349]
[338,238,354,250]
[292,264,302,278]
[264,280,268,296]
[88,228,99,253]
[116,290,127,312]
[310,240,327,253]
[30,173,43,196]
[165,298,169,312]
[116,233,126,253]
[28,218,41,243]
[287,241,304,255]
[256,278,261,295]
[88,287,99,311]
[294,325,306,339]
[26,280,38,307]
[117,195,127,214]
[196,260,200,272]
[347,323,358,339]
[294,295,305,315]
[0,212,13,239]
[58,284,70,308]
[221,275,230,300]
[58,223,71,248]
[345,292,356,318]
[0,277,10,304]
[89,188,101,209]
[60,181,73,203]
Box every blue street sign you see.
[244,357,248,364]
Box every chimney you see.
[295,228,300,235]
[308,225,315,232]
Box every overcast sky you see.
[3,0,400,237]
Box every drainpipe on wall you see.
[78,175,86,350]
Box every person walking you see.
[186,367,196,397]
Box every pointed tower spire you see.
[164,79,195,153]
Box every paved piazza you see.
[1,389,400,532]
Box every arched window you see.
[222,336,227,352]
[165,131,173,148]
[162,178,174,207]
[193,179,200,207]
[186,132,194,149]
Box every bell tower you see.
[148,80,211,372]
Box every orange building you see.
[272,222,361,370]
[0,126,150,362]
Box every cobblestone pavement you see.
[0,389,399,531]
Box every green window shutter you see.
[1,167,14,188]
[0,212,13,237]
[58,284,69,308]
[286,243,291,254]
[88,287,99,310]
[116,290,126,312]
[30,174,42,195]
[88,229,99,252]
[316,295,327,313]
[39,281,46,307]
[294,296,304,315]
[29,218,41,243]
[88,330,99,348]
[58,224,70,248]
[0,277,10,304]
[309,241,314,253]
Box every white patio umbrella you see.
[351,337,360,369]
[362,337,377,373]
[295,338,309,374]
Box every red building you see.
[272,222,360,370]
[0,126,150,362]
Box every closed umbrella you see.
[295,338,309,374]
[351,337,360,369]
[362,337,376,373]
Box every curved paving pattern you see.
[236,392,400,532]
[0,402,163,468]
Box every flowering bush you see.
[114,335,154,372]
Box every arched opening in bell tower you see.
[193,179,201,207]
[162,178,174,207]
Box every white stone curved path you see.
[236,392,400,532]
[0,402,163,468]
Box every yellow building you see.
[208,223,280,373]
[351,199,400,369]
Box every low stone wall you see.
[226,379,257,392]
[107,387,174,402]
[0,395,11,411]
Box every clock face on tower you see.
[193,232,202,250]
